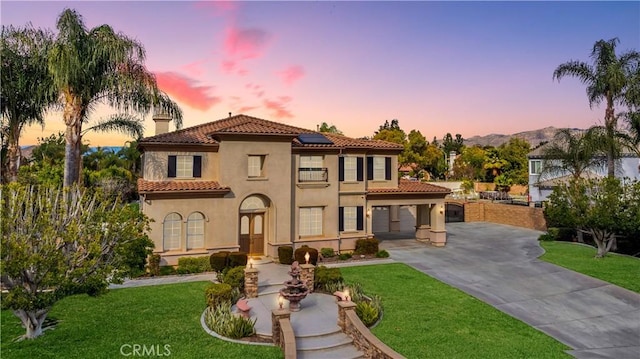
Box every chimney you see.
[153,111,172,135]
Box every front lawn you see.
[341,263,570,358]
[540,241,640,293]
[1,282,282,359]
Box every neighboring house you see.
[527,146,640,203]
[138,114,450,265]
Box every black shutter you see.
[193,156,202,177]
[385,157,392,180]
[356,206,364,231]
[339,157,344,182]
[339,207,344,232]
[367,156,374,180]
[357,157,363,181]
[168,155,176,177]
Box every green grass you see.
[341,263,570,359]
[1,282,282,359]
[540,241,640,293]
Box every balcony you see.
[298,168,328,182]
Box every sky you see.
[3,1,640,146]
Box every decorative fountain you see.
[279,261,309,311]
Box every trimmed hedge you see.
[320,247,335,258]
[355,238,379,255]
[315,266,343,291]
[229,252,248,268]
[147,254,161,276]
[210,251,230,272]
[205,283,233,308]
[177,256,212,274]
[295,246,318,265]
[221,266,245,290]
[278,246,294,265]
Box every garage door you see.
[399,205,416,231]
[372,206,389,232]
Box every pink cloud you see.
[238,105,258,113]
[181,59,208,77]
[277,65,305,86]
[245,83,265,98]
[224,26,269,60]
[155,72,221,111]
[264,97,293,119]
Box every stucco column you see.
[389,205,400,232]
[244,267,259,298]
[429,201,447,247]
[300,263,315,293]
[415,204,431,241]
[271,308,291,347]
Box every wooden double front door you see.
[239,212,264,255]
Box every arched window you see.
[163,213,182,250]
[240,195,267,211]
[187,212,205,249]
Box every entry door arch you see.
[239,195,270,256]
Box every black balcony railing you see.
[298,168,328,182]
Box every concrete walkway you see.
[379,222,640,359]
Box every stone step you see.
[296,343,364,359]
[296,331,353,351]
[257,284,282,296]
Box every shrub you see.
[354,238,379,255]
[147,254,161,276]
[375,250,390,258]
[177,256,211,274]
[356,301,379,327]
[228,252,248,268]
[204,303,256,339]
[320,247,335,258]
[338,252,352,261]
[314,266,343,291]
[205,283,233,308]
[159,266,176,276]
[221,266,245,290]
[538,233,555,241]
[295,246,318,265]
[210,252,229,272]
[278,246,294,265]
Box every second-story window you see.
[530,160,542,175]
[339,157,363,182]
[299,155,327,182]
[248,155,265,177]
[367,156,391,181]
[168,155,202,178]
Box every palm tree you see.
[1,25,57,183]
[540,128,604,181]
[47,9,182,187]
[553,38,640,177]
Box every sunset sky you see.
[3,1,639,146]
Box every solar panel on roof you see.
[297,133,333,145]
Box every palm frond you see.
[553,61,594,84]
[82,114,144,140]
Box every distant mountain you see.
[464,126,584,148]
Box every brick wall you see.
[462,201,546,231]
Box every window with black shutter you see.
[339,157,345,182]
[168,155,177,178]
[367,156,374,180]
[385,157,392,180]
[356,206,364,231]
[339,207,344,231]
[357,157,364,181]
[193,156,202,177]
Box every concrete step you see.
[257,284,282,296]
[296,342,364,359]
[296,331,352,351]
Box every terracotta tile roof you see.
[138,179,230,193]
[368,180,451,194]
[139,114,402,151]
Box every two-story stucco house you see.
[528,146,640,204]
[138,114,450,265]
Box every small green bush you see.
[147,254,161,276]
[210,252,230,272]
[338,252,352,261]
[538,233,555,241]
[375,250,390,258]
[315,266,343,291]
[355,238,379,255]
[320,247,335,258]
[222,266,245,290]
[159,266,176,276]
[205,283,233,308]
[295,246,318,265]
[228,252,248,268]
[204,303,256,339]
[278,246,294,265]
[356,301,379,327]
[177,256,212,274]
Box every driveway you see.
[378,222,640,359]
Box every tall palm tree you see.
[48,9,182,187]
[541,128,604,180]
[553,38,640,177]
[1,25,57,183]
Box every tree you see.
[17,133,68,187]
[47,9,182,187]
[541,128,604,180]
[497,137,530,186]
[318,122,343,135]
[442,133,464,155]
[1,25,57,183]
[452,145,486,181]
[553,38,640,177]
[546,178,640,257]
[1,184,151,339]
